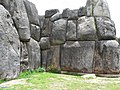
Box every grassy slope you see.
[0,72,120,90]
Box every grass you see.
[1,69,120,90]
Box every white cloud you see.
[28,0,120,37]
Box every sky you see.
[28,0,120,37]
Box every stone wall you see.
[0,0,120,80]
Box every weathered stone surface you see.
[78,7,85,17]
[77,16,97,40]
[95,17,116,40]
[39,15,45,29]
[0,0,30,41]
[27,38,41,70]
[39,37,50,50]
[86,0,110,18]
[47,46,61,72]
[45,9,59,18]
[66,20,77,40]
[50,13,62,22]
[30,24,41,42]
[23,0,39,25]
[61,41,95,73]
[62,8,78,20]
[42,18,53,37]
[20,42,29,72]
[0,5,20,80]
[50,19,67,45]
[93,40,120,74]
[41,46,60,71]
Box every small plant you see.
[19,67,45,78]
[47,65,60,73]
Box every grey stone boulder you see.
[78,7,85,17]
[42,18,53,37]
[93,40,120,74]
[0,0,31,42]
[50,13,62,22]
[39,37,50,50]
[66,20,77,40]
[61,41,95,73]
[30,24,41,42]
[50,19,67,45]
[27,38,41,70]
[23,0,39,25]
[20,42,29,72]
[39,15,45,29]
[62,8,78,20]
[45,9,59,18]
[86,0,110,18]
[0,5,20,80]
[41,46,60,71]
[77,16,97,40]
[95,17,116,40]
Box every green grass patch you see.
[1,70,120,90]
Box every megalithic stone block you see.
[86,0,111,18]
[0,0,31,42]
[0,5,20,80]
[77,16,97,41]
[61,41,95,73]
[93,40,120,74]
[23,0,39,25]
[50,19,67,45]
[27,38,41,70]
[95,17,116,40]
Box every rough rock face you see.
[24,0,39,25]
[61,41,95,73]
[86,0,110,18]
[93,40,120,74]
[30,24,41,42]
[0,0,30,41]
[77,16,97,40]
[27,38,41,70]
[95,17,116,40]
[42,18,53,37]
[51,19,67,45]
[45,9,59,18]
[66,20,77,40]
[0,5,20,80]
[40,37,51,50]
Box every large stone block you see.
[41,46,60,71]
[93,40,120,74]
[50,13,62,22]
[39,37,50,50]
[0,5,20,80]
[0,0,30,41]
[66,20,77,40]
[30,24,41,42]
[78,7,85,17]
[77,16,97,40]
[95,17,116,40]
[61,41,95,73]
[50,19,67,45]
[23,0,39,25]
[45,9,59,18]
[27,38,41,70]
[86,0,110,18]
[62,8,78,20]
[42,18,53,37]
